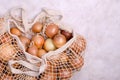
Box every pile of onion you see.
[10,22,73,58]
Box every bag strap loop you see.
[7,7,75,77]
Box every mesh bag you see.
[0,8,86,80]
[39,35,86,80]
[0,19,40,80]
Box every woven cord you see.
[7,7,77,77]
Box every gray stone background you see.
[0,0,120,80]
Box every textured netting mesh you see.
[0,32,37,80]
[38,35,86,80]
[0,31,86,80]
[0,7,86,79]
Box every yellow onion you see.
[19,36,30,44]
[32,34,44,49]
[60,54,68,63]
[53,34,66,48]
[19,36,30,50]
[44,38,56,51]
[0,43,15,61]
[37,49,47,58]
[60,70,72,79]
[27,45,38,56]
[10,27,21,36]
[32,22,43,33]
[2,75,13,80]
[71,57,84,70]
[45,23,59,38]
[40,74,56,80]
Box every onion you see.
[32,22,43,33]
[3,75,13,80]
[1,35,7,43]
[27,45,38,56]
[41,74,56,80]
[19,36,30,44]
[60,70,72,79]
[60,54,68,63]
[37,49,47,58]
[53,34,66,48]
[19,36,30,50]
[45,75,56,80]
[61,30,72,40]
[10,27,21,36]
[44,38,56,51]
[32,34,44,49]
[49,54,68,63]
[0,43,15,61]
[45,23,59,38]
[71,57,84,70]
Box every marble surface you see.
[0,0,120,80]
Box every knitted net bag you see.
[0,7,86,80]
